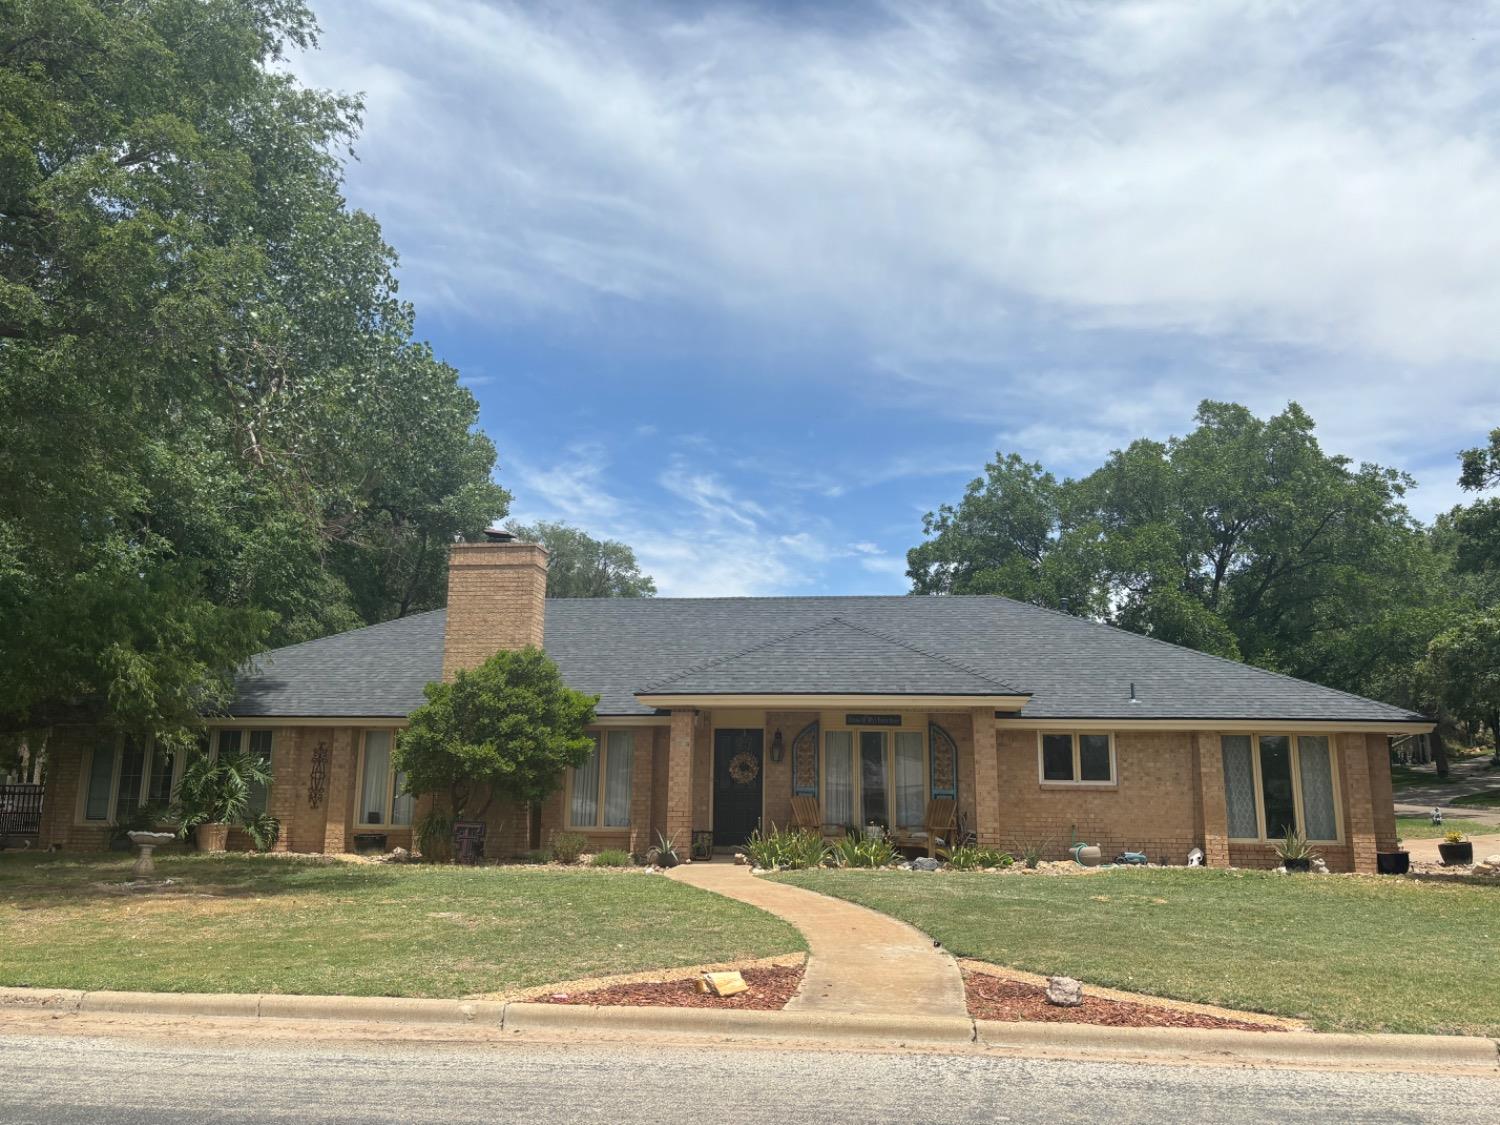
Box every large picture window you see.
[569,731,634,829]
[358,729,411,827]
[822,726,936,830]
[1036,732,1116,785]
[80,734,185,823]
[1221,734,1340,842]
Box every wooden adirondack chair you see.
[790,795,843,841]
[889,798,958,859]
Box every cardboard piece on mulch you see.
[542,964,803,1011]
[963,971,1282,1032]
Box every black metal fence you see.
[0,783,43,837]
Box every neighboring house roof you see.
[228,595,1426,725]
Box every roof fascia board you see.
[995,717,1433,734]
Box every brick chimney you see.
[442,530,549,679]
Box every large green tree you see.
[910,402,1439,701]
[0,0,508,738]
[505,520,656,598]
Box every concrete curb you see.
[975,1021,1500,1070]
[2,988,1496,1072]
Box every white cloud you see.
[292,0,1500,538]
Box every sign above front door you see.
[845,713,902,727]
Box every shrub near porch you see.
[0,854,805,997]
[772,868,1500,1036]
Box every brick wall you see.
[36,725,111,851]
[440,540,548,680]
[994,729,1201,862]
[763,711,816,830]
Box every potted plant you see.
[1376,837,1410,875]
[1438,829,1474,866]
[1275,828,1319,872]
[174,749,271,853]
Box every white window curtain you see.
[1297,736,1338,840]
[361,730,392,825]
[604,730,634,827]
[824,731,854,830]
[570,737,601,826]
[1221,735,1259,839]
[893,732,925,827]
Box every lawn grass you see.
[1451,790,1500,809]
[1394,815,1493,839]
[771,868,1499,1035]
[0,853,804,997]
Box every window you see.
[1221,734,1341,842]
[1036,732,1115,785]
[822,725,936,829]
[358,729,411,826]
[569,731,634,828]
[79,734,184,823]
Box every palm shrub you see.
[242,812,281,852]
[831,833,896,868]
[175,750,271,832]
[744,825,829,870]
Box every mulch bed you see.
[963,972,1281,1032]
[541,964,804,1010]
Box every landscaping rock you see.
[911,857,941,872]
[388,847,410,863]
[1045,976,1084,1007]
[734,852,749,865]
[1310,857,1329,874]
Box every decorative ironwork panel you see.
[928,722,958,800]
[307,743,330,809]
[791,720,819,796]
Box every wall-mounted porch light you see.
[770,728,785,763]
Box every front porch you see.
[534,706,1001,859]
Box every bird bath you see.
[127,831,177,878]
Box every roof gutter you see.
[635,692,1032,710]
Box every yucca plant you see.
[744,825,829,870]
[1274,828,1320,869]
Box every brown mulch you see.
[541,964,804,1010]
[963,971,1282,1032]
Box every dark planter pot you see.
[1438,841,1474,866]
[657,851,680,869]
[1282,857,1312,872]
[1376,850,1410,875]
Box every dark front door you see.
[713,728,764,847]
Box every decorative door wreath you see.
[727,750,760,785]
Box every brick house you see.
[37,533,1429,871]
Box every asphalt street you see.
[2,1030,1495,1125]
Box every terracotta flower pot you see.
[194,822,229,853]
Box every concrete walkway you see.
[667,861,967,1019]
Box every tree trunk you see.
[1430,714,1450,779]
[1490,708,1500,765]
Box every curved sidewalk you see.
[667,862,966,1019]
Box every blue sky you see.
[292,1,1500,596]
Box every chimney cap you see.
[482,527,518,543]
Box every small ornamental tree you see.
[395,647,598,821]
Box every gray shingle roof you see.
[229,595,1426,724]
[640,616,1025,697]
